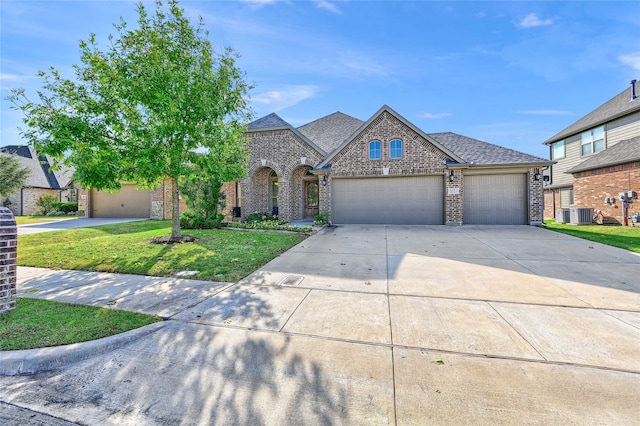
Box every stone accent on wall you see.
[0,207,17,314]
[573,162,640,224]
[77,188,89,217]
[445,169,463,225]
[528,168,544,225]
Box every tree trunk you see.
[171,176,182,241]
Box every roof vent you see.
[632,79,637,101]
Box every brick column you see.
[0,207,17,314]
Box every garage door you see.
[90,185,151,218]
[332,176,444,224]
[463,174,527,225]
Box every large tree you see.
[9,0,252,240]
[0,154,30,199]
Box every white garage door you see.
[332,176,444,224]
[464,174,527,225]
[90,185,151,218]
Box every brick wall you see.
[543,189,560,220]
[330,111,448,177]
[0,207,17,314]
[241,130,324,221]
[573,162,640,224]
[528,168,544,224]
[22,188,61,215]
[445,170,463,225]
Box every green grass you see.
[545,220,640,253]
[0,298,161,350]
[18,220,306,282]
[14,216,77,225]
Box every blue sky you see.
[2,1,639,158]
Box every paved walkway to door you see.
[2,225,640,425]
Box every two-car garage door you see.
[332,176,444,225]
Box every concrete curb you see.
[0,321,166,376]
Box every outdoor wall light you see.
[533,168,541,181]
[448,170,455,182]
[322,175,328,186]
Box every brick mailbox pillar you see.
[0,207,17,314]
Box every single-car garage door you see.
[332,176,444,224]
[464,174,527,225]
[90,185,151,218]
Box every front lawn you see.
[545,221,640,253]
[0,298,161,350]
[17,220,306,282]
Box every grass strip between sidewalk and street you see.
[544,221,640,253]
[0,298,162,350]
[18,220,307,282]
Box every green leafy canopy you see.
[9,0,253,239]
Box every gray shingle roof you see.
[248,113,291,130]
[544,82,640,145]
[429,132,550,165]
[297,112,364,154]
[566,136,640,174]
[0,145,73,189]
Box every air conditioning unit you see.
[555,209,570,224]
[570,208,593,225]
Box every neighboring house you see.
[235,105,551,225]
[76,181,187,220]
[0,145,75,216]
[543,80,640,224]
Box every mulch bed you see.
[150,235,198,244]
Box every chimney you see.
[632,79,637,100]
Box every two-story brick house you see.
[238,105,551,225]
[543,80,640,224]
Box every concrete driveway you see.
[17,218,146,235]
[2,225,640,425]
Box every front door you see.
[305,181,319,218]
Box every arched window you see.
[369,140,381,160]
[390,139,403,159]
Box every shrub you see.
[52,201,78,213]
[225,222,312,233]
[314,212,330,225]
[36,194,59,215]
[246,212,287,225]
[180,210,225,229]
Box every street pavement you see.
[1,225,640,425]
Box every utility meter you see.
[619,192,629,201]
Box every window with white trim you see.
[390,139,403,159]
[369,140,381,160]
[581,126,605,156]
[551,140,565,159]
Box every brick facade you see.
[528,168,544,225]
[241,129,323,221]
[445,170,463,225]
[572,162,640,224]
[0,207,17,314]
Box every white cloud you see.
[238,0,281,9]
[339,51,389,77]
[516,13,553,29]
[619,52,640,71]
[420,112,451,119]
[252,85,320,111]
[518,110,572,116]
[314,1,341,14]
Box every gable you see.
[327,109,452,177]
